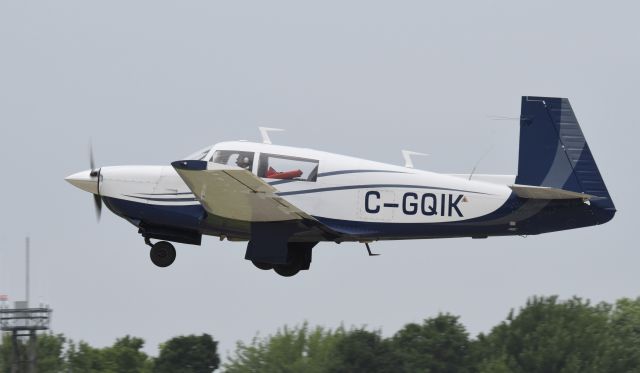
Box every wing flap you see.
[172,160,307,222]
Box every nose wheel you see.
[146,238,176,267]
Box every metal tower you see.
[0,238,52,373]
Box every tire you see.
[150,241,176,267]
[252,261,273,270]
[274,264,300,277]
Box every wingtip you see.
[171,160,208,171]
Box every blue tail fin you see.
[515,96,615,211]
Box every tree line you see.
[2,295,640,372]
[0,334,218,373]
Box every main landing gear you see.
[249,242,315,277]
[252,261,273,271]
[250,260,301,277]
[145,238,176,267]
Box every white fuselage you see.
[74,141,513,229]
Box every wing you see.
[171,160,313,222]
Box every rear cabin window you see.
[211,150,255,170]
[257,153,319,182]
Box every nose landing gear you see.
[145,238,176,267]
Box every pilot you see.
[236,155,252,170]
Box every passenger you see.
[236,156,252,170]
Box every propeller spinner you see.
[65,143,102,221]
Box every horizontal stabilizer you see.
[509,184,594,200]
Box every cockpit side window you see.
[211,150,255,170]
[257,153,319,182]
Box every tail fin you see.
[515,96,615,211]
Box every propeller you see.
[89,142,102,221]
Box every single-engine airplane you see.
[66,96,615,276]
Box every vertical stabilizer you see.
[515,96,614,210]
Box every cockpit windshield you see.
[184,146,212,161]
[211,150,255,170]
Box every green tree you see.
[103,335,153,373]
[0,333,10,373]
[391,313,473,373]
[474,296,611,373]
[66,336,152,373]
[599,297,640,372]
[37,333,66,372]
[66,340,108,373]
[1,333,66,373]
[326,329,399,373]
[154,334,219,373]
[225,324,344,373]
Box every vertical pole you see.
[28,331,37,373]
[25,237,30,307]
[11,331,19,373]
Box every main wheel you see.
[252,261,273,270]
[274,264,300,277]
[150,241,176,267]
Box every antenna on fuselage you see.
[468,146,494,180]
[401,150,428,168]
[259,127,284,144]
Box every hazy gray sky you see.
[1,0,638,359]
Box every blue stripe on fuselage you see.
[102,193,613,241]
[103,197,205,230]
[277,184,492,197]
[124,194,198,202]
[312,196,613,239]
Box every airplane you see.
[66,96,615,277]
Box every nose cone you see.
[65,170,99,194]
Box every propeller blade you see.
[89,141,96,171]
[93,193,102,221]
[88,140,102,221]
